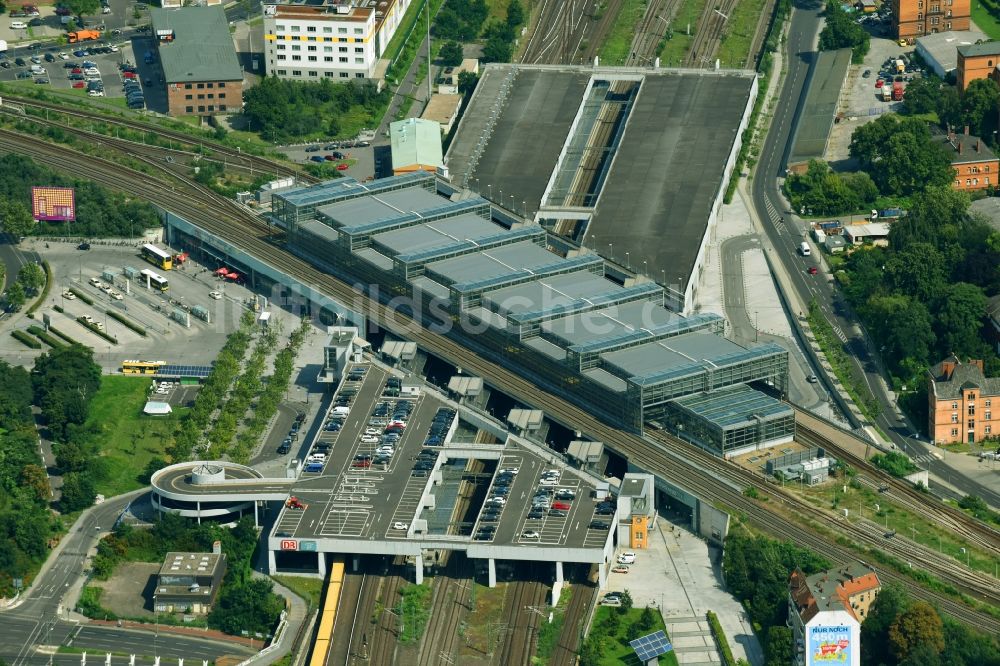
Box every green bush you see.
[76,317,118,344]
[26,325,65,349]
[105,309,146,337]
[25,260,54,316]
[68,287,93,304]
[870,451,919,478]
[11,329,41,349]
[53,304,64,313]
[707,611,737,666]
[47,326,80,346]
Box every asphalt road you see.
[0,495,252,665]
[748,0,1000,506]
[0,234,40,294]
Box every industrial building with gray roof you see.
[273,172,790,453]
[445,64,758,313]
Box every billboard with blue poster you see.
[808,625,852,664]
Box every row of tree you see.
[34,345,105,512]
[722,529,831,665]
[2,262,45,313]
[838,186,1000,388]
[0,155,161,239]
[0,361,55,597]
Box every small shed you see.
[143,401,173,416]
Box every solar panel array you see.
[629,630,672,662]
[157,365,213,378]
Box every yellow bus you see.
[141,244,173,270]
[122,360,165,375]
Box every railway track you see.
[4,128,999,632]
[415,558,472,666]
[0,93,311,182]
[494,578,547,665]
[550,583,595,666]
[684,0,739,67]
[330,571,366,666]
[363,568,407,666]
[625,0,676,66]
[521,0,621,65]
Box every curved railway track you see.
[1,93,311,182]
[550,583,595,666]
[3,128,998,633]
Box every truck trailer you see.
[892,81,904,101]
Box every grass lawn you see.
[86,376,188,498]
[659,0,707,66]
[484,0,513,23]
[972,0,1000,40]
[599,0,648,64]
[274,576,324,610]
[1,81,129,109]
[459,583,506,656]
[715,0,768,67]
[590,606,678,666]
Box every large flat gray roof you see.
[151,7,243,83]
[787,48,852,166]
[425,241,566,286]
[373,213,500,255]
[542,300,685,347]
[318,187,445,231]
[482,270,627,317]
[601,331,748,380]
[589,72,755,293]
[672,385,793,428]
[449,67,591,213]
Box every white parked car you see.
[208,291,222,300]
[360,435,379,444]
[364,428,380,436]
[521,530,540,539]
[109,290,123,300]
[89,277,102,287]
[62,290,76,300]
[393,522,408,530]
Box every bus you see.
[140,268,169,292]
[122,360,166,375]
[141,243,173,270]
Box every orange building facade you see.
[927,356,1000,445]
[956,43,1000,91]
[893,0,969,42]
[938,130,1000,190]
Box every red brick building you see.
[151,6,243,117]
[893,0,969,43]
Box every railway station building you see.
[270,171,791,450]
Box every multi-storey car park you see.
[445,64,759,313]
[151,355,652,594]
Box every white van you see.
[10,21,27,29]
[332,406,350,416]
[799,241,811,256]
[617,551,637,564]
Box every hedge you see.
[26,260,54,316]
[47,325,81,346]
[706,611,737,666]
[106,309,147,337]
[76,317,118,344]
[53,304,64,313]
[11,330,42,349]
[69,287,93,305]
[27,325,65,349]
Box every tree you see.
[884,242,946,303]
[16,263,45,295]
[0,199,37,240]
[960,78,1000,138]
[619,588,633,613]
[888,601,945,661]
[5,282,25,311]
[457,70,479,97]
[890,186,969,251]
[818,1,869,62]
[932,282,988,358]
[578,635,603,666]
[764,625,793,666]
[506,0,524,28]
[901,75,944,116]
[20,464,50,503]
[638,605,657,631]
[439,40,464,67]
[63,0,100,18]
[862,294,935,376]
[208,578,284,635]
[784,160,878,215]
[848,115,954,195]
[482,34,513,63]
[138,457,169,484]
[60,471,96,512]
[861,584,910,666]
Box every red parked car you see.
[551,501,571,511]
[336,163,349,170]
[123,71,136,79]
[72,81,85,88]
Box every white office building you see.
[263,0,413,81]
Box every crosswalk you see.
[911,454,937,465]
